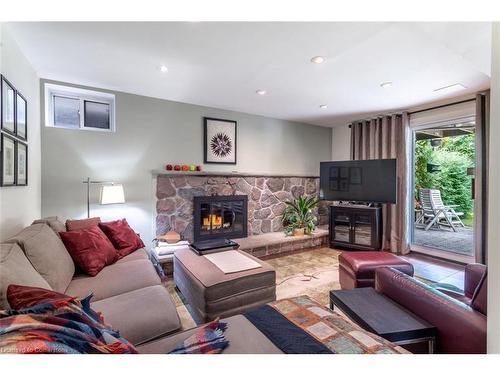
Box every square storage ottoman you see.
[173,249,276,323]
[339,251,414,290]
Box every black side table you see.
[330,288,437,353]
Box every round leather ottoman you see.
[339,251,414,290]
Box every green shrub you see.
[414,135,474,219]
[433,150,473,217]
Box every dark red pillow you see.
[7,284,72,310]
[60,226,118,276]
[66,217,101,231]
[99,219,145,258]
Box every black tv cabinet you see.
[329,205,382,251]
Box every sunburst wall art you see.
[204,117,237,164]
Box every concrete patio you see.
[413,226,474,256]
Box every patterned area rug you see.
[164,247,342,331]
[268,247,341,307]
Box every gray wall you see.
[0,25,41,241]
[40,80,332,243]
[332,125,351,161]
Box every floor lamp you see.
[83,177,125,218]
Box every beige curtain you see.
[350,114,410,254]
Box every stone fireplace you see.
[193,195,248,242]
[155,172,329,242]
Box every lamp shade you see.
[100,184,125,205]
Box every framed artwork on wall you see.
[16,141,28,186]
[1,133,16,186]
[16,92,27,141]
[204,117,237,165]
[1,75,16,135]
[0,74,29,188]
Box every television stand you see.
[329,205,382,251]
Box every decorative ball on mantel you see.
[166,164,173,171]
[196,165,202,171]
[181,165,189,171]
[174,165,181,171]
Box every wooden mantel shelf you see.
[152,169,319,178]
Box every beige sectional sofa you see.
[0,219,181,346]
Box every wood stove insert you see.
[193,195,248,242]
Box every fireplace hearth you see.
[193,195,248,242]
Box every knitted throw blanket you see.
[169,319,229,354]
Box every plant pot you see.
[293,228,305,237]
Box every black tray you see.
[189,238,240,255]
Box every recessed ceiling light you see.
[256,89,267,95]
[311,56,326,64]
[380,81,393,89]
[160,65,168,73]
[319,104,328,109]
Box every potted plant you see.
[282,195,320,236]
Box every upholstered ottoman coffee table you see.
[339,251,414,289]
[173,248,276,323]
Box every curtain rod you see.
[408,98,476,115]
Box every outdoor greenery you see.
[282,195,319,236]
[414,134,475,224]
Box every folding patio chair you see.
[419,189,465,232]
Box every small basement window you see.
[45,83,115,132]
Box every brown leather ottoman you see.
[174,249,276,323]
[339,251,414,290]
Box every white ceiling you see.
[6,22,492,127]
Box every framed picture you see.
[16,141,28,186]
[349,167,362,185]
[1,75,16,135]
[16,92,27,141]
[1,133,16,186]
[204,117,237,164]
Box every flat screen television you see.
[319,159,397,204]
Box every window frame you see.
[44,83,116,132]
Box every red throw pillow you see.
[60,226,118,276]
[99,219,145,259]
[7,284,71,310]
[66,217,101,231]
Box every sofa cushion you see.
[136,315,282,354]
[60,227,118,276]
[7,284,71,310]
[99,219,145,259]
[115,248,149,264]
[91,285,180,345]
[32,216,66,238]
[66,217,101,231]
[65,259,160,301]
[0,243,53,309]
[5,223,75,292]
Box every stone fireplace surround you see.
[155,171,329,242]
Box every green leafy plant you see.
[282,195,319,236]
[414,135,475,223]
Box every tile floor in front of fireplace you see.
[164,247,466,331]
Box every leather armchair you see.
[375,267,487,354]
[435,264,487,307]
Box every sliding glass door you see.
[409,101,480,263]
